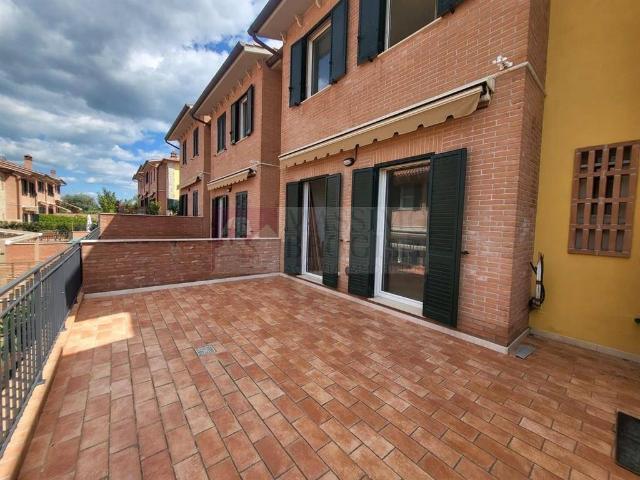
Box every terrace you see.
[0,216,638,480]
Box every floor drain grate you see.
[616,411,640,475]
[515,344,535,359]
[195,344,216,357]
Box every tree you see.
[146,200,160,215]
[61,193,99,212]
[97,188,118,213]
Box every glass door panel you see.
[382,164,429,302]
[304,177,327,277]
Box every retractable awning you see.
[178,175,202,190]
[280,80,493,168]
[207,168,255,191]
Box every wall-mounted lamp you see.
[343,157,355,167]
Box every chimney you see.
[170,151,178,159]
[23,155,32,171]
[50,169,57,177]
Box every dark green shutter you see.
[323,174,342,287]
[284,182,302,274]
[330,0,348,83]
[289,39,305,106]
[235,191,247,238]
[222,195,228,237]
[357,0,385,64]
[437,0,465,16]
[246,86,254,136]
[230,102,238,144]
[348,168,378,296]
[423,149,467,326]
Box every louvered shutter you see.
[330,0,348,83]
[348,168,378,296]
[289,39,306,106]
[222,195,229,237]
[284,182,302,274]
[422,149,467,326]
[323,174,342,287]
[357,0,385,64]
[246,86,254,136]
[230,102,238,144]
[212,198,218,238]
[437,0,465,16]
[235,192,248,238]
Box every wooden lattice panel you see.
[568,140,638,257]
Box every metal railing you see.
[0,242,82,452]
[83,227,100,240]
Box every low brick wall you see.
[99,213,206,239]
[81,238,280,293]
[3,242,69,263]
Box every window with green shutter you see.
[235,191,248,238]
[422,148,467,326]
[217,113,226,152]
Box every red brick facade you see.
[99,213,207,239]
[81,238,280,293]
[274,0,549,346]
[206,57,282,238]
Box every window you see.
[182,141,187,164]
[217,113,226,152]
[307,21,332,97]
[29,182,36,197]
[289,0,347,106]
[385,0,437,49]
[192,191,199,216]
[231,87,253,143]
[47,184,54,196]
[212,195,228,238]
[21,179,28,196]
[358,0,458,63]
[56,185,60,194]
[38,181,44,193]
[569,141,638,257]
[145,171,149,184]
[48,205,54,214]
[193,127,199,157]
[178,193,188,216]
[235,191,248,238]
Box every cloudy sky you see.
[0,0,269,199]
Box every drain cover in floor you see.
[616,411,640,475]
[195,344,216,357]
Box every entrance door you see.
[301,177,327,278]
[375,162,429,306]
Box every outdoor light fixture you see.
[343,157,355,167]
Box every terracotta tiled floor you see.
[19,276,640,479]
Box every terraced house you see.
[132,153,180,215]
[249,0,549,350]
[165,104,212,227]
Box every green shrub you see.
[0,221,42,232]
[37,214,87,232]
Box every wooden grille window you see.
[569,140,638,257]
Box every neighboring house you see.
[250,0,549,348]
[531,1,640,357]
[165,105,212,230]
[133,153,180,215]
[0,155,65,222]
[191,42,281,238]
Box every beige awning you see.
[280,82,492,168]
[208,168,255,191]
[178,174,202,190]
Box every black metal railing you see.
[83,227,100,240]
[0,242,82,452]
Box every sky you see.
[0,0,270,199]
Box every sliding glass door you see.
[301,177,327,278]
[375,162,429,305]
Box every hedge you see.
[37,214,89,231]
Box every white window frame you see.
[384,0,438,51]
[374,161,429,309]
[238,95,249,140]
[306,20,332,99]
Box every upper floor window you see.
[38,181,44,193]
[145,171,149,184]
[193,127,199,157]
[385,0,437,49]
[182,141,187,164]
[307,21,332,97]
[217,113,226,153]
[56,185,60,194]
[47,184,54,196]
[358,0,461,63]
[21,179,28,196]
[231,86,254,143]
[569,140,638,257]
[28,182,36,197]
[289,0,347,106]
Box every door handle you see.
[461,250,470,255]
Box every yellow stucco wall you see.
[531,0,640,355]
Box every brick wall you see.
[3,242,69,263]
[99,213,206,239]
[81,238,280,293]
